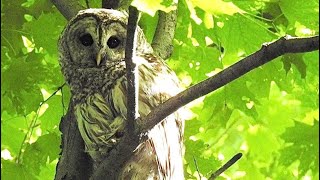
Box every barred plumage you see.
[59,9,184,179]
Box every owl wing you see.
[74,93,126,161]
[112,54,184,179]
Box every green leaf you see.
[215,14,275,65]
[246,125,280,164]
[139,12,159,43]
[256,82,296,135]
[190,0,244,16]
[281,54,306,78]
[169,43,222,84]
[37,160,58,180]
[1,160,37,180]
[1,0,28,57]
[279,0,319,30]
[22,133,61,176]
[23,12,66,55]
[40,95,64,133]
[184,140,220,177]
[279,121,319,176]
[1,54,45,115]
[132,0,176,16]
[23,0,55,18]
[1,115,27,156]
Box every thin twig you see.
[85,0,90,8]
[193,156,202,180]
[209,153,243,179]
[1,34,16,56]
[40,83,66,106]
[16,115,28,164]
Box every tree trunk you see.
[55,99,93,180]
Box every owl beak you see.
[96,53,102,66]
[96,49,105,66]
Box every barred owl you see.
[58,9,184,179]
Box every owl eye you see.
[79,33,94,46]
[107,36,121,49]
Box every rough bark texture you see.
[124,6,139,134]
[51,0,84,20]
[54,99,92,180]
[151,10,177,60]
[102,0,120,9]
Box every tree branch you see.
[102,0,120,9]
[151,10,177,60]
[125,6,139,135]
[91,132,139,179]
[51,0,85,20]
[55,99,92,180]
[139,35,319,133]
[209,153,243,179]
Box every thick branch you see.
[102,0,120,9]
[151,10,177,60]
[140,35,319,132]
[51,0,84,20]
[91,133,139,179]
[55,99,92,180]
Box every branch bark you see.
[102,0,120,9]
[151,10,177,60]
[54,100,92,180]
[51,0,84,20]
[124,6,139,136]
[209,153,242,180]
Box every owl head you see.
[58,9,153,93]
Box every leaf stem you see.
[193,156,202,180]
